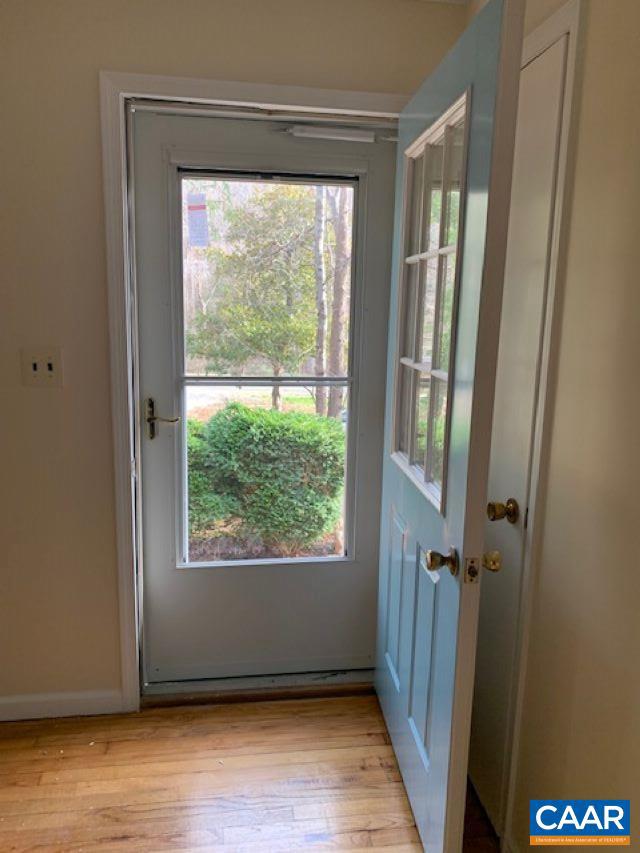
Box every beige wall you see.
[0,0,465,700]
[469,0,640,847]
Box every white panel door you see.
[133,111,396,683]
[469,34,569,832]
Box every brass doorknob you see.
[482,550,502,572]
[425,547,459,577]
[486,497,519,524]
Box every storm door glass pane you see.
[182,178,354,378]
[186,385,348,562]
[181,174,356,564]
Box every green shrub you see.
[187,403,345,552]
[187,419,240,534]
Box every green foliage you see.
[186,185,317,377]
[187,420,240,533]
[187,404,344,553]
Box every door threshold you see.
[141,668,375,708]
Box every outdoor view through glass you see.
[181,177,354,563]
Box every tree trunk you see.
[271,381,282,410]
[327,187,350,418]
[314,186,327,416]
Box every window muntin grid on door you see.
[394,94,469,512]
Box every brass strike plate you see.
[464,557,480,584]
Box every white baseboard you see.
[0,689,126,722]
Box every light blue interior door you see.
[376,1,524,850]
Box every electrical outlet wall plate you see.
[20,347,63,387]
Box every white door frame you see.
[499,2,584,849]
[99,71,407,712]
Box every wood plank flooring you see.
[0,695,419,851]
[0,694,498,851]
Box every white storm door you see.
[132,109,396,683]
[376,1,524,850]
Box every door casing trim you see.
[99,72,406,712]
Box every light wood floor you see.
[0,695,421,851]
[0,694,499,851]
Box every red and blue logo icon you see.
[530,800,630,846]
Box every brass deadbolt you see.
[487,497,519,524]
[482,550,502,573]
